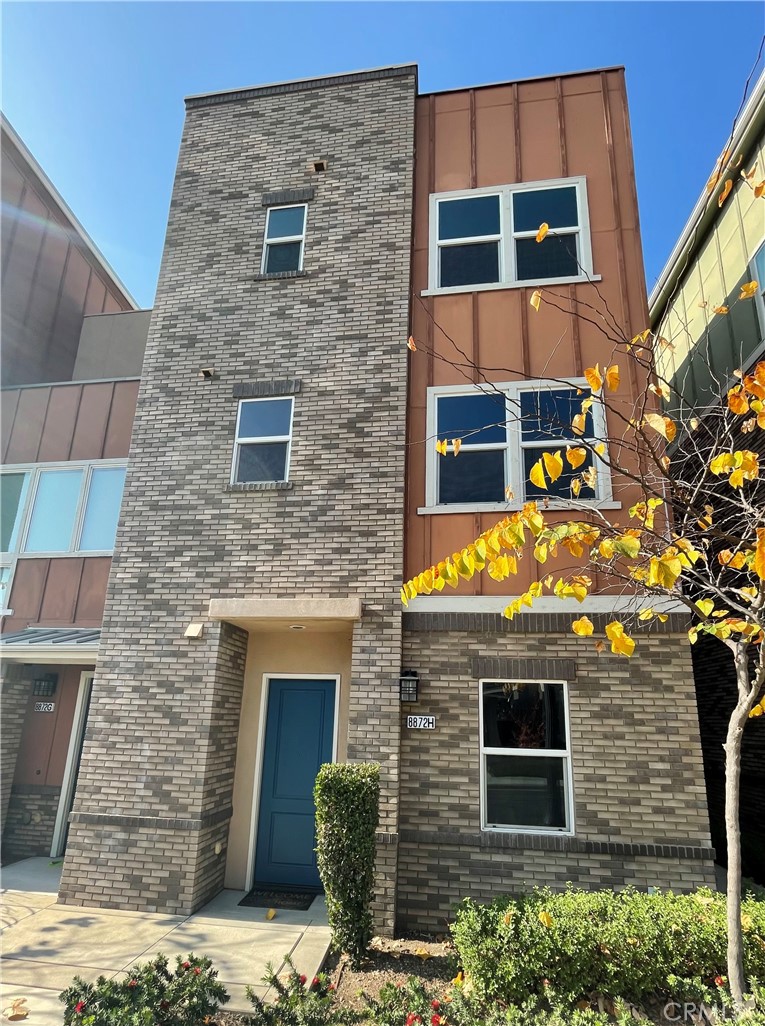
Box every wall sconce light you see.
[184,622,204,639]
[399,669,419,703]
[199,367,216,381]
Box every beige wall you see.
[224,626,352,889]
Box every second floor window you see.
[232,397,294,484]
[426,381,608,509]
[1,462,127,556]
[428,178,593,293]
[262,204,307,274]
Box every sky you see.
[2,2,763,309]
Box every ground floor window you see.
[480,679,573,833]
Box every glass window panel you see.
[24,469,83,552]
[513,187,579,232]
[437,394,506,444]
[524,446,595,500]
[238,399,292,439]
[755,244,765,294]
[438,195,500,241]
[520,389,593,441]
[79,467,126,551]
[515,234,579,281]
[485,754,567,829]
[440,242,500,288]
[1,473,30,552]
[266,206,306,239]
[265,242,302,274]
[438,449,505,504]
[236,442,288,483]
[0,566,10,610]
[483,682,567,750]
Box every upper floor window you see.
[262,204,307,274]
[1,462,127,556]
[480,679,573,833]
[232,397,293,484]
[425,380,609,511]
[427,178,594,294]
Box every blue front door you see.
[254,678,336,889]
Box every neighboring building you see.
[50,63,714,936]
[0,114,150,864]
[648,70,765,885]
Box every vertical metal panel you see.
[38,558,82,624]
[36,384,81,463]
[1,388,20,463]
[69,382,114,461]
[3,558,49,632]
[74,556,111,624]
[4,386,51,464]
[102,379,139,458]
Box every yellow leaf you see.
[594,639,605,654]
[706,168,722,194]
[572,413,586,436]
[755,529,765,581]
[740,281,759,300]
[695,599,714,618]
[656,335,675,352]
[613,534,641,559]
[605,365,620,391]
[605,621,635,657]
[728,387,750,415]
[414,946,431,960]
[581,466,597,490]
[505,485,515,501]
[572,615,594,637]
[648,554,683,589]
[530,458,547,490]
[649,381,670,401]
[743,162,758,181]
[755,181,765,199]
[644,412,676,442]
[534,542,548,564]
[542,450,564,483]
[638,608,654,622]
[435,439,447,455]
[718,179,733,207]
[566,446,587,469]
[407,336,417,351]
[530,289,542,311]
[538,910,553,928]
[452,438,462,456]
[266,908,277,920]
[536,222,549,243]
[585,365,603,393]
[714,305,729,315]
[628,328,652,349]
[571,477,582,497]
[599,538,615,559]
[400,587,408,607]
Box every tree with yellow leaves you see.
[402,148,764,1010]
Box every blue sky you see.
[3,2,763,308]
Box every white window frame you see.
[479,678,575,836]
[1,459,127,559]
[261,203,308,275]
[421,379,614,514]
[425,177,598,296]
[231,396,294,485]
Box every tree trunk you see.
[724,641,760,1011]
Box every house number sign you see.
[406,715,435,729]
[34,702,55,713]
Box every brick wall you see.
[2,785,59,863]
[60,67,416,922]
[397,613,715,932]
[0,677,28,838]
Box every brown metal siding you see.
[407,69,650,589]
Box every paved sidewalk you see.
[1,858,331,1024]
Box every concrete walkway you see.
[1,858,331,1024]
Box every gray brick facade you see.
[59,67,417,924]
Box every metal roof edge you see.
[419,64,625,98]
[1,113,139,310]
[185,63,418,108]
[648,68,765,319]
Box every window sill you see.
[227,481,293,492]
[482,825,575,838]
[253,270,307,281]
[421,274,601,298]
[418,500,621,515]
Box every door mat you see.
[239,888,318,911]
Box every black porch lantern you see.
[399,669,419,703]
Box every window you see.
[426,381,607,509]
[262,205,307,274]
[233,397,293,484]
[428,178,593,293]
[480,679,573,833]
[0,462,127,556]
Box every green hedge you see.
[314,762,380,966]
[451,886,765,1006]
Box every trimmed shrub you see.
[451,886,765,1007]
[59,953,228,1025]
[314,762,380,966]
